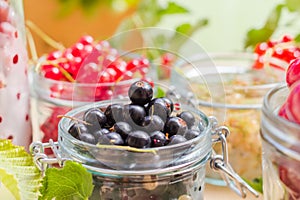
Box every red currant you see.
[78,35,94,45]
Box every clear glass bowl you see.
[57,99,212,199]
[261,84,300,200]
[171,52,285,185]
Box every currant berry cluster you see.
[68,80,203,148]
[40,35,149,84]
[253,35,300,70]
[278,58,300,124]
[39,35,150,152]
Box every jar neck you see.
[84,153,210,178]
[261,84,300,161]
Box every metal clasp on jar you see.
[30,140,69,174]
[208,116,259,198]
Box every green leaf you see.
[285,0,300,12]
[0,139,42,200]
[39,160,94,200]
[158,2,189,16]
[169,19,208,51]
[243,177,263,194]
[244,4,285,49]
[295,33,300,42]
[0,168,21,200]
[155,86,166,98]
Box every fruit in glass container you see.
[149,131,167,147]
[126,130,151,148]
[164,117,188,137]
[128,80,153,106]
[67,80,203,149]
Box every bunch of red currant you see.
[253,35,300,70]
[39,35,151,152]
[39,35,150,99]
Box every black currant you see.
[112,121,132,140]
[98,132,124,145]
[143,115,164,132]
[128,80,153,106]
[150,131,166,147]
[164,117,188,137]
[83,108,107,131]
[68,122,89,139]
[104,103,124,127]
[177,111,195,128]
[147,98,170,122]
[79,133,96,144]
[162,97,174,114]
[167,135,187,146]
[184,129,201,140]
[126,130,151,148]
[92,128,110,140]
[123,104,146,126]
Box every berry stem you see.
[25,27,38,62]
[95,144,157,154]
[38,60,76,83]
[26,20,65,51]
[57,115,92,126]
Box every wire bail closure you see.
[209,116,259,198]
[30,139,69,175]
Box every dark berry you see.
[167,135,187,146]
[83,108,107,131]
[184,129,201,140]
[92,128,109,140]
[143,115,164,132]
[98,132,124,145]
[150,131,166,147]
[126,130,151,148]
[104,104,124,127]
[123,104,146,126]
[79,133,96,144]
[147,98,170,122]
[128,80,153,105]
[164,117,188,137]
[162,97,174,114]
[177,111,195,128]
[112,121,132,140]
[68,122,89,139]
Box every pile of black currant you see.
[68,80,203,148]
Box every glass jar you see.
[171,52,285,185]
[261,84,300,200]
[58,99,211,199]
[0,0,32,148]
[31,97,259,199]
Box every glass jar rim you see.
[262,84,300,131]
[261,84,300,161]
[58,99,213,174]
[174,52,285,110]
